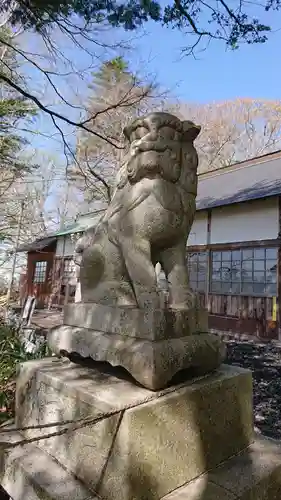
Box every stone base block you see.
[162,436,281,500]
[47,325,225,390]
[63,303,209,341]
[0,427,96,500]
[16,359,253,500]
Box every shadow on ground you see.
[226,339,281,439]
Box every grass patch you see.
[0,323,47,423]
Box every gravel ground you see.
[225,340,281,440]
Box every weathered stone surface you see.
[63,303,208,341]
[74,112,201,310]
[47,325,225,390]
[16,359,253,500]
[0,428,96,500]
[209,435,281,499]
[163,436,281,500]
[162,476,237,500]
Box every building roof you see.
[196,150,281,210]
[51,211,105,237]
[17,211,105,253]
[17,236,57,253]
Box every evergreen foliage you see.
[2,0,279,48]
[0,28,36,177]
[73,56,157,204]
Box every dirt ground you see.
[226,340,281,440]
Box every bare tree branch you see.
[85,153,112,203]
[0,72,124,148]
[0,35,82,110]
[175,98,281,172]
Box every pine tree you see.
[72,57,157,206]
[0,27,36,179]
[0,27,37,243]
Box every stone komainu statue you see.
[75,112,201,310]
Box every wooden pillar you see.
[59,237,66,306]
[75,281,81,303]
[64,282,70,305]
[205,209,212,311]
[277,196,281,340]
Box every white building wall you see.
[187,211,208,246]
[55,235,76,257]
[210,197,278,244]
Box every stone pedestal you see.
[0,429,97,500]
[47,303,225,390]
[15,359,253,499]
[162,436,281,500]
[1,358,281,499]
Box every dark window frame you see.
[33,260,47,284]
[186,246,278,297]
[210,247,277,297]
[186,251,208,293]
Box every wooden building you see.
[186,150,281,339]
[17,212,104,308]
[18,150,281,339]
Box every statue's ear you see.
[123,124,131,141]
[182,121,201,142]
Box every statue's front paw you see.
[135,287,161,310]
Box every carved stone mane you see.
[121,113,200,187]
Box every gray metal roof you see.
[17,236,57,252]
[17,211,105,253]
[50,211,105,237]
[196,154,281,210]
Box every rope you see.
[0,371,212,447]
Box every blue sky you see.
[130,9,281,102]
[21,8,281,172]
[24,7,281,109]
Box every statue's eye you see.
[133,126,148,140]
[158,126,177,140]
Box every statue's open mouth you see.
[131,140,175,155]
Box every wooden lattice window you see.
[210,247,277,296]
[187,252,208,293]
[33,261,47,284]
